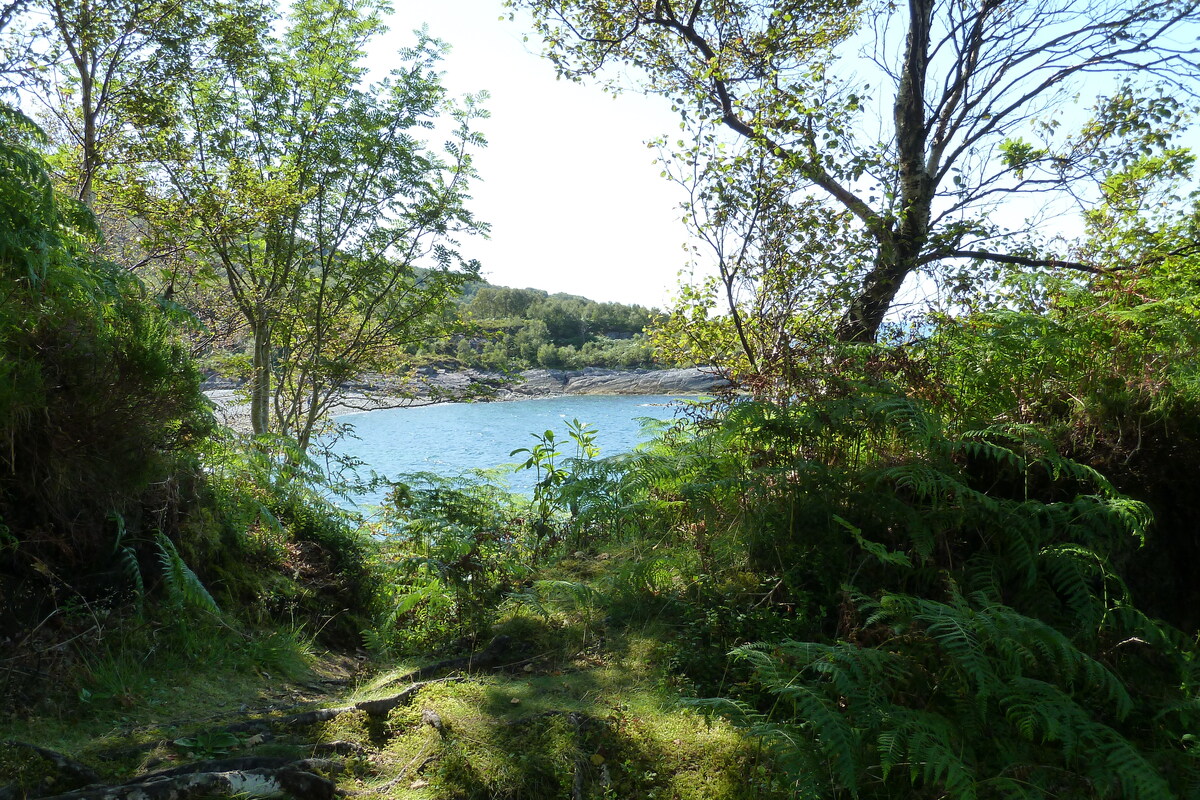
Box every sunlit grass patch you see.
[348,634,782,800]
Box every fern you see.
[505,579,595,619]
[117,546,145,612]
[155,533,219,613]
[709,583,1176,798]
[555,393,1197,796]
[885,708,978,798]
[107,512,144,612]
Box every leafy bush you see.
[1,103,382,654]
[919,228,1200,628]
[367,472,531,654]
[0,104,212,629]
[189,432,381,645]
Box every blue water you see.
[328,395,694,508]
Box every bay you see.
[329,394,694,508]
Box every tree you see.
[531,296,588,343]
[652,144,870,391]
[584,300,652,334]
[512,0,1200,343]
[2,0,264,301]
[466,286,546,319]
[146,0,486,449]
[14,0,218,209]
[0,0,34,79]
[511,317,552,362]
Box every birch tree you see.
[18,0,214,208]
[512,0,1200,342]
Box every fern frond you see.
[118,546,144,612]
[771,681,861,790]
[886,707,978,799]
[155,533,219,613]
[532,579,600,612]
[1037,544,1107,627]
[836,515,913,569]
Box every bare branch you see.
[934,249,1104,274]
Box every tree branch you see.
[935,249,1103,274]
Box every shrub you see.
[0,105,211,629]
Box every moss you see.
[309,708,374,746]
[309,644,782,800]
[0,742,62,794]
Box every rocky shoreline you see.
[203,366,728,431]
[499,366,727,396]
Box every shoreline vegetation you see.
[204,366,728,431]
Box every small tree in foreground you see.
[148,0,487,448]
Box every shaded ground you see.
[1,553,779,800]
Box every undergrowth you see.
[475,389,1200,798]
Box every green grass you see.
[310,630,777,800]
[0,617,317,760]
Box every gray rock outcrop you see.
[505,367,726,396]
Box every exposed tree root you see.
[91,637,516,767]
[127,758,341,784]
[3,741,101,786]
[10,637,562,800]
[35,764,337,800]
[1,745,346,800]
[378,635,514,687]
[10,695,624,800]
[225,679,456,735]
[1,741,103,800]
[93,677,464,766]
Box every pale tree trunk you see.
[51,0,99,208]
[79,69,96,208]
[296,386,323,453]
[249,316,272,436]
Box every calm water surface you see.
[330,395,694,508]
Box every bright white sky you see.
[375,0,693,310]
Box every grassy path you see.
[2,559,777,800]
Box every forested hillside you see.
[4,0,1200,798]
[427,284,660,370]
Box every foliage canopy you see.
[141,0,487,448]
[512,0,1200,344]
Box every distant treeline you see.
[409,284,662,370]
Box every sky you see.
[373,0,694,310]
